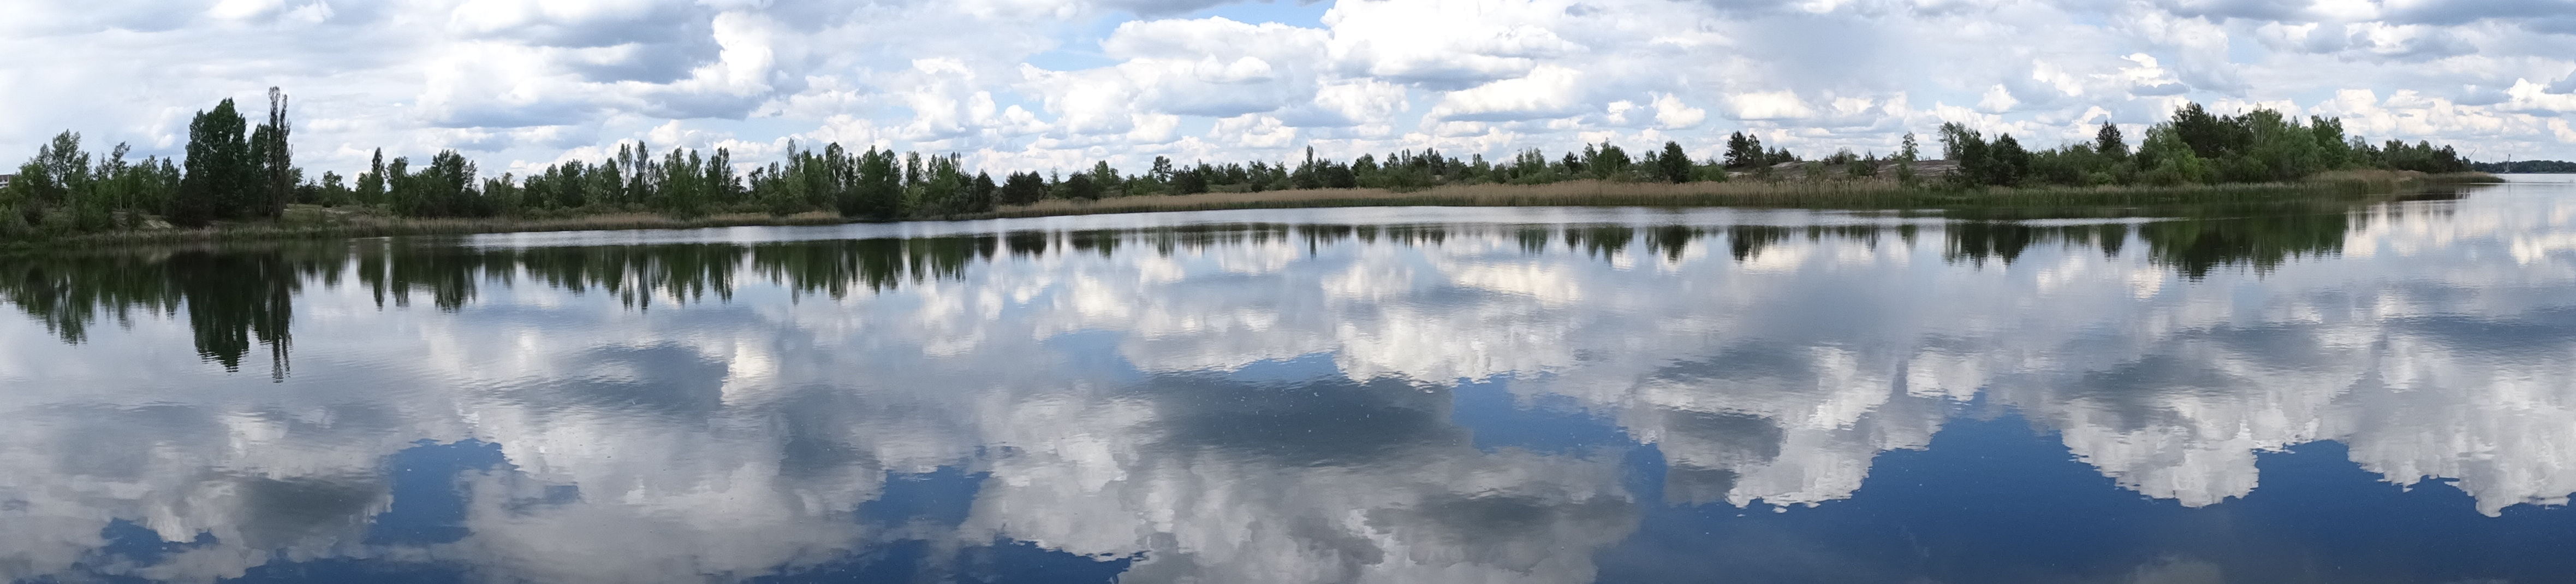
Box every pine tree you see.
[1658,141,1692,183]
[2094,122,2128,161]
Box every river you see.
[3,175,2572,583]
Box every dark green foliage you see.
[971,172,998,212]
[2168,103,2239,160]
[357,150,387,207]
[258,88,293,220]
[1915,101,2468,191]
[1724,132,1762,168]
[2309,116,2352,169]
[1063,172,1099,200]
[2094,122,2128,161]
[847,147,903,219]
[2363,139,2471,174]
[1583,142,1631,180]
[170,99,259,227]
[2132,105,2351,182]
[1988,134,2029,186]
[1658,141,1692,183]
[1000,172,1048,204]
[2473,160,2576,173]
[390,151,483,217]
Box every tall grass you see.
[4,210,848,253]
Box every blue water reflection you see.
[5,178,2576,583]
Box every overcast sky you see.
[2,0,2572,178]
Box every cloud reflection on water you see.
[1,184,2573,582]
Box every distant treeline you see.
[2470,160,2576,173]
[0,92,2481,240]
[1931,103,2471,189]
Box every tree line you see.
[1,93,2486,240]
[2470,160,2576,173]
[1929,103,2473,189]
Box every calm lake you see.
[4,175,2574,583]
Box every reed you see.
[980,178,2391,219]
[3,210,848,253]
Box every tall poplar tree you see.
[260,87,293,219]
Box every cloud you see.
[2378,0,2576,26]
[1978,84,2021,113]
[1427,65,1589,122]
[2551,72,2576,94]
[1729,91,1817,120]
[2339,22,2478,62]
[11,204,2576,581]
[1652,93,1709,128]
[1324,0,1587,89]
[5,0,2576,178]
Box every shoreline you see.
[2,171,2497,254]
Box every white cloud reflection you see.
[2,181,2575,581]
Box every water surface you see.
[5,176,2575,583]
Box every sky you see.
[1,0,2573,179]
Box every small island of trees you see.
[2471,160,2576,173]
[0,89,2492,244]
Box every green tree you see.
[4,131,97,231]
[1938,122,1989,188]
[2094,122,2128,161]
[391,151,481,217]
[1064,171,1100,200]
[1000,172,1048,205]
[2309,116,2352,169]
[1090,161,1122,196]
[1658,141,1691,183]
[357,149,386,207]
[257,87,293,219]
[2136,125,2209,185]
[1723,132,1765,168]
[970,172,997,212]
[1895,132,1921,185]
[2167,102,2243,160]
[1989,134,2029,186]
[846,148,902,219]
[171,99,258,227]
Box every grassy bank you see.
[1,170,2495,253]
[5,209,850,252]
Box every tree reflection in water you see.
[0,213,2361,380]
[11,190,2575,583]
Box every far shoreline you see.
[2,170,2500,254]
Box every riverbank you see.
[987,169,2496,219]
[0,170,2496,252]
